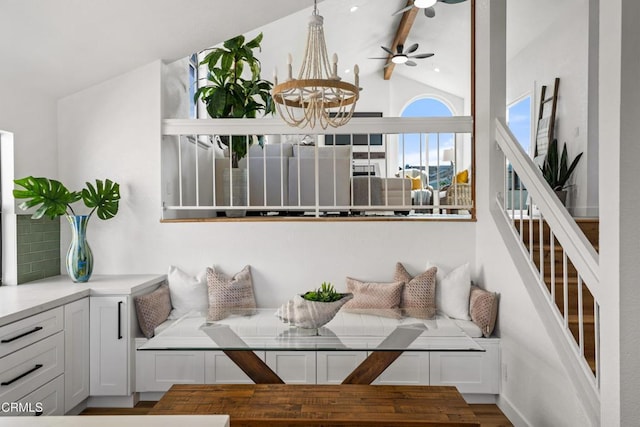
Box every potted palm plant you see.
[540,139,583,205]
[195,33,274,217]
[13,176,121,282]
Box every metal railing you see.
[161,117,474,219]
[494,117,600,419]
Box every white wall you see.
[0,83,58,180]
[57,59,477,307]
[506,0,592,215]
[0,82,59,285]
[599,0,640,424]
[475,1,591,425]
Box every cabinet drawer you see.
[429,340,501,394]
[4,375,65,416]
[0,332,64,404]
[316,351,366,384]
[373,352,430,385]
[266,351,316,384]
[205,351,265,384]
[137,350,205,392]
[0,307,63,358]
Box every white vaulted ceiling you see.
[0,0,309,98]
[0,0,574,102]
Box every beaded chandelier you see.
[272,0,360,129]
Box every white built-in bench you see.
[134,311,500,403]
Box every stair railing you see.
[494,117,600,420]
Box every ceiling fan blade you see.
[424,7,436,18]
[396,44,404,54]
[410,53,435,59]
[405,61,418,67]
[405,43,419,54]
[440,0,467,4]
[392,5,413,16]
[381,46,394,55]
[369,57,390,60]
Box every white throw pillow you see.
[167,266,208,319]
[426,261,471,320]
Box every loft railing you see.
[494,117,600,421]
[161,117,474,220]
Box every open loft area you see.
[162,0,474,220]
[160,0,595,222]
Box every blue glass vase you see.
[66,215,93,283]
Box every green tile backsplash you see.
[17,216,60,283]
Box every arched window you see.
[399,97,455,191]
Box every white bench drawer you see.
[430,340,501,394]
[0,332,64,403]
[205,351,265,384]
[136,350,205,392]
[0,307,63,358]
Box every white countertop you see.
[0,274,166,327]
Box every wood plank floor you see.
[149,384,480,426]
[81,400,513,427]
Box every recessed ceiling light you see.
[345,69,351,73]
[434,67,440,72]
[350,5,359,12]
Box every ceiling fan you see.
[370,43,434,67]
[392,0,468,19]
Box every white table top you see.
[0,415,229,427]
[0,274,166,327]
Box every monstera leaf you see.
[13,176,81,220]
[13,176,121,221]
[81,179,121,220]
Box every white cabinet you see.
[0,301,90,416]
[316,351,366,384]
[266,351,316,384]
[0,307,63,359]
[429,339,501,394]
[135,342,500,397]
[0,331,64,405]
[136,349,205,392]
[373,352,430,385]
[64,298,89,412]
[17,375,65,416]
[89,296,130,396]
[205,351,263,384]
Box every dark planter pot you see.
[555,190,567,206]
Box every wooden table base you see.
[150,384,480,426]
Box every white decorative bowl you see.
[275,293,353,329]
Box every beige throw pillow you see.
[394,263,437,319]
[134,284,172,338]
[206,265,256,321]
[469,285,499,337]
[342,277,404,318]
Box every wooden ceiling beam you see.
[384,1,419,80]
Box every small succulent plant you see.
[302,282,344,302]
